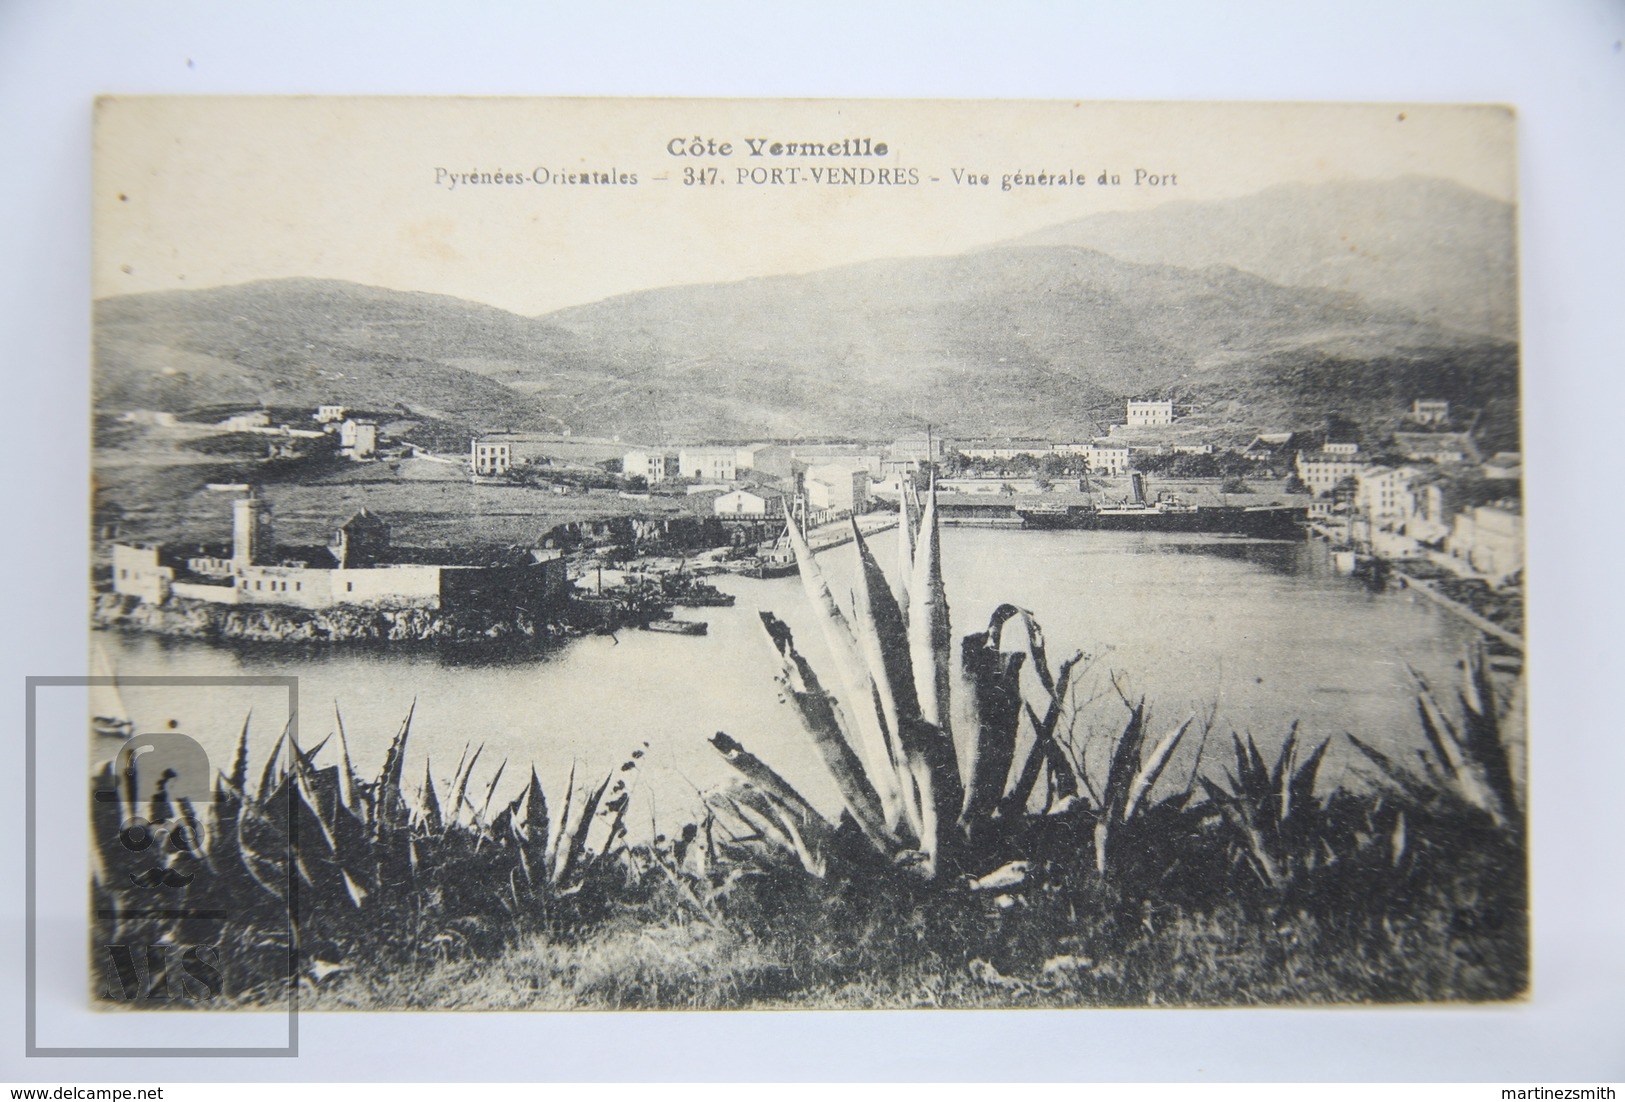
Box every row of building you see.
[111,493,569,612]
[1295,443,1522,585]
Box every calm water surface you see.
[96,529,1478,830]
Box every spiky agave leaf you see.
[1093,699,1149,874]
[1199,775,1284,889]
[850,520,956,871]
[782,504,909,831]
[225,712,252,795]
[544,762,577,878]
[477,760,507,827]
[755,612,893,851]
[419,758,443,834]
[552,772,612,888]
[450,743,485,826]
[906,483,954,741]
[1122,718,1194,822]
[373,701,416,836]
[999,652,1085,819]
[507,768,550,885]
[331,703,358,811]
[1346,734,1435,804]
[894,488,916,620]
[1413,668,1507,826]
[1281,734,1331,827]
[257,721,290,804]
[708,731,832,839]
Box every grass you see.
[90,484,1528,1009]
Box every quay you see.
[1394,570,1524,652]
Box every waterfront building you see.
[110,497,568,612]
[1445,503,1523,583]
[1088,443,1131,475]
[1051,442,1129,474]
[1354,465,1422,526]
[1295,451,1369,497]
[1126,400,1175,427]
[330,507,391,568]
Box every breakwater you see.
[91,592,570,646]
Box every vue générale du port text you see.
[432,166,1178,190]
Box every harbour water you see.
[93,528,1484,831]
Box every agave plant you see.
[1349,641,1521,831]
[92,703,634,995]
[708,483,1118,883]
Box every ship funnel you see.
[1129,471,1146,505]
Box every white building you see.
[1054,443,1129,475]
[1354,466,1421,525]
[218,410,271,432]
[468,432,565,476]
[340,419,378,460]
[1126,400,1174,427]
[623,449,675,483]
[1412,399,1451,426]
[1323,441,1360,456]
[1446,505,1522,582]
[678,447,738,482]
[315,404,347,424]
[804,465,869,514]
[713,488,784,517]
[958,440,1052,460]
[1295,452,1368,497]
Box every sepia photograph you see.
[86,97,1526,1011]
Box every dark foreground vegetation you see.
[93,492,1526,1008]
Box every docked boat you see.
[91,645,134,739]
[1018,474,1305,539]
[642,618,708,636]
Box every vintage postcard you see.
[89,98,1524,1010]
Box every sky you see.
[93,98,1516,317]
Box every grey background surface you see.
[1,0,1621,1082]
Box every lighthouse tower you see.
[231,492,273,567]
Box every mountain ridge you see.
[93,176,1518,444]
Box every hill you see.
[1004,177,1517,341]
[531,244,1498,441]
[92,177,1519,444]
[93,280,573,432]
